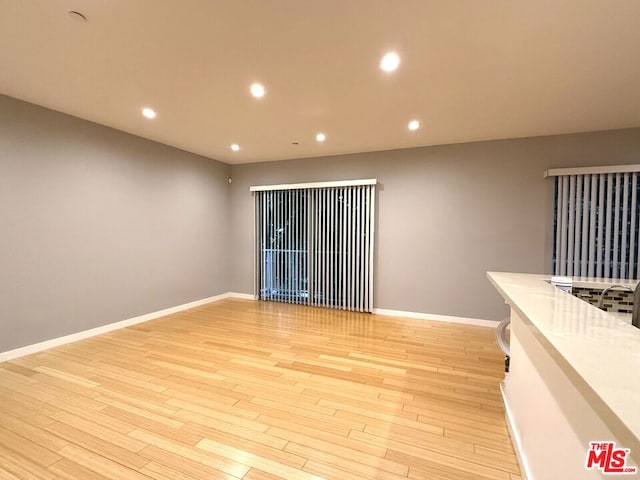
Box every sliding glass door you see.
[253,180,376,312]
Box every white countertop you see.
[487,272,640,445]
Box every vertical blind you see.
[553,172,640,279]
[252,181,376,312]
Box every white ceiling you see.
[2,1,640,164]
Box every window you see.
[252,180,376,312]
[549,166,640,279]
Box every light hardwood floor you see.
[0,298,521,480]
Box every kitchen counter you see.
[488,272,640,479]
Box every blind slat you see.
[574,175,583,275]
[567,175,576,276]
[632,175,638,279]
[597,175,605,277]
[604,174,613,278]
[560,176,569,276]
[612,174,621,278]
[621,174,629,279]
[581,175,590,276]
[369,186,376,305]
[363,187,370,310]
[321,189,324,306]
[588,175,597,277]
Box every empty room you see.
[1,1,640,479]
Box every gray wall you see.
[229,129,640,321]
[3,93,640,352]
[0,95,230,351]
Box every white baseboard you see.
[372,307,497,328]
[227,292,256,300]
[501,382,531,480]
[0,292,231,363]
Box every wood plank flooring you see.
[0,298,521,480]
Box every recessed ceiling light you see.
[316,133,326,142]
[230,144,240,152]
[250,83,266,98]
[408,120,421,131]
[141,107,156,119]
[380,52,401,72]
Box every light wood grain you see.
[0,298,519,479]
